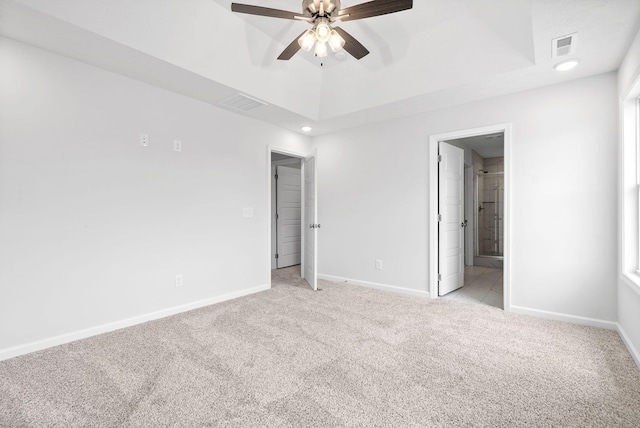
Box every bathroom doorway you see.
[429,124,511,311]
[446,133,504,307]
[472,143,504,269]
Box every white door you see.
[276,166,302,268]
[438,142,465,296]
[303,156,317,291]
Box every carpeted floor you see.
[1,266,639,427]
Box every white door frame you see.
[428,124,512,311]
[267,146,310,288]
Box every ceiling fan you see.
[231,0,413,60]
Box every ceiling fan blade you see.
[277,31,306,60]
[231,3,303,20]
[338,0,413,22]
[333,27,369,60]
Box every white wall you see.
[0,37,311,355]
[314,72,619,323]
[1,30,632,361]
[617,26,640,364]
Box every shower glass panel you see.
[475,172,504,257]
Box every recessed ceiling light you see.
[553,58,580,71]
[301,126,312,132]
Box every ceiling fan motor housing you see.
[302,0,341,18]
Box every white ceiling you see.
[448,133,504,158]
[1,0,639,136]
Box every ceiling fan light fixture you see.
[231,0,412,61]
[329,29,345,52]
[315,19,332,43]
[314,41,328,58]
[298,29,316,51]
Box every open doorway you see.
[271,153,302,270]
[429,124,511,311]
[267,148,319,291]
[442,133,504,308]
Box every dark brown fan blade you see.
[231,3,302,20]
[338,0,413,22]
[333,27,369,60]
[277,31,306,60]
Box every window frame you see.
[636,96,640,274]
[620,83,640,295]
[623,93,640,292]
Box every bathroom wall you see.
[480,157,504,256]
[473,153,504,267]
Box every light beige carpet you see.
[1,266,639,427]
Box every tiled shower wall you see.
[473,151,504,265]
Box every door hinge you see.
[275,174,278,180]
[276,214,279,220]
[437,273,442,281]
[437,214,442,222]
[275,254,279,259]
[437,155,442,162]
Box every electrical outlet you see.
[375,259,383,270]
[140,133,149,147]
[175,274,183,287]
[173,139,182,152]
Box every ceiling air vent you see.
[219,93,268,112]
[552,33,577,58]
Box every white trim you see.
[621,273,640,298]
[269,146,308,159]
[617,322,640,368]
[267,146,309,286]
[0,284,269,362]
[429,140,439,298]
[428,123,513,311]
[510,305,617,330]
[619,88,640,298]
[318,274,431,298]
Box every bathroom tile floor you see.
[441,266,504,309]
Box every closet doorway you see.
[271,153,302,270]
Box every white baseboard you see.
[510,305,618,330]
[617,323,640,368]
[0,284,270,362]
[318,274,430,298]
